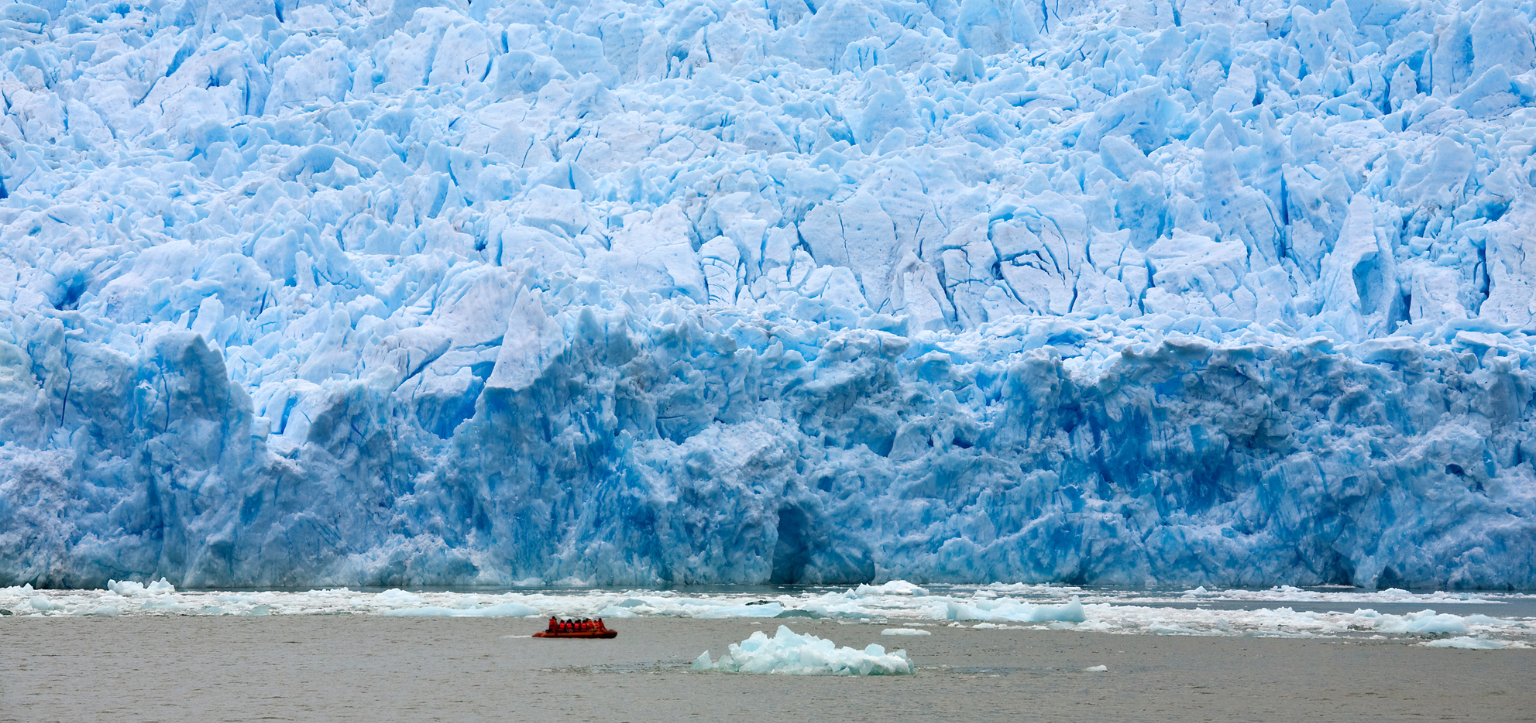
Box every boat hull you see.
[533,630,618,639]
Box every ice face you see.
[1,0,1535,590]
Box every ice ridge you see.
[1,0,1535,589]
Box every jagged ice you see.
[0,0,1534,589]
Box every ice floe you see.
[692,625,915,675]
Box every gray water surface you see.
[2,615,1530,722]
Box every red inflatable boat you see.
[534,617,617,639]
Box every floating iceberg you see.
[943,597,1088,623]
[1176,586,1497,605]
[106,579,178,597]
[881,627,932,635]
[381,602,539,617]
[1420,637,1529,650]
[1367,608,1504,635]
[692,625,915,675]
[856,581,931,596]
[1,0,1535,590]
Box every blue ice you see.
[0,0,1533,590]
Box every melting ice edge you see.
[2,0,1536,589]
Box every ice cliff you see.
[1,0,1535,589]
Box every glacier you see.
[1,0,1535,590]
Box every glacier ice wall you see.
[1,0,1535,588]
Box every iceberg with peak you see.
[0,0,1535,590]
[692,625,916,675]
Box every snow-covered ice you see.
[1,0,1536,590]
[692,625,916,674]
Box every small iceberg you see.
[1420,637,1528,650]
[854,581,930,596]
[942,597,1087,623]
[692,625,915,675]
[382,603,539,617]
[106,579,176,597]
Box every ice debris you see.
[881,628,932,635]
[1420,637,1530,650]
[692,625,915,675]
[1083,665,1109,672]
[2,583,1532,646]
[1,0,1536,589]
[1176,587,1497,605]
[381,602,540,617]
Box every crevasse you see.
[1,0,1534,589]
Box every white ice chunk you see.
[855,581,929,596]
[1420,637,1529,650]
[1372,609,1501,636]
[106,579,176,597]
[942,598,1087,623]
[381,603,540,617]
[692,626,915,675]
